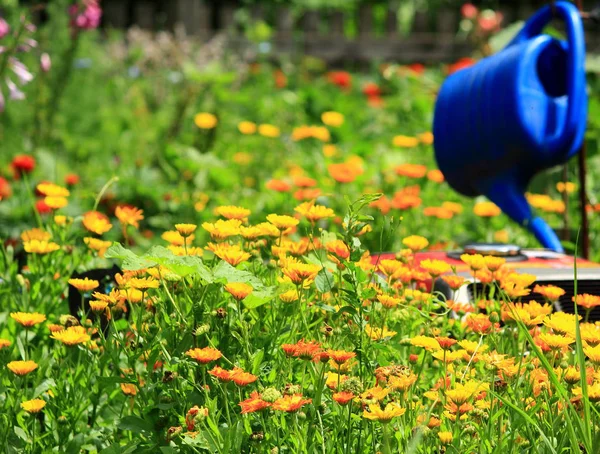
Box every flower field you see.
[3,2,600,453]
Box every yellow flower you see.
[162,230,194,246]
[266,214,299,230]
[321,111,344,127]
[458,339,488,355]
[168,245,204,257]
[89,300,109,312]
[556,182,576,194]
[363,403,406,422]
[44,196,68,209]
[538,332,575,349]
[473,201,501,217]
[194,112,217,129]
[84,237,112,257]
[420,259,451,277]
[432,349,465,363]
[533,284,566,301]
[115,205,144,229]
[281,261,321,284]
[279,289,299,303]
[50,326,91,346]
[323,144,338,157]
[258,124,280,138]
[294,201,335,223]
[24,240,60,254]
[360,386,390,403]
[21,228,51,242]
[224,282,253,300]
[418,131,434,145]
[238,121,257,134]
[215,206,251,220]
[7,360,38,376]
[365,324,397,340]
[392,135,419,147]
[10,312,46,327]
[36,182,70,197]
[54,215,72,226]
[484,256,506,272]
[207,242,251,266]
[410,335,441,351]
[0,338,11,349]
[21,398,46,413]
[584,344,600,363]
[438,431,453,444]
[121,383,138,396]
[202,219,242,240]
[460,253,485,270]
[402,235,428,252]
[68,277,100,292]
[129,277,159,290]
[573,382,600,402]
[83,211,112,235]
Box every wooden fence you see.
[100,0,600,63]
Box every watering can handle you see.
[508,1,585,155]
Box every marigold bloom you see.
[266,179,291,192]
[129,277,159,290]
[11,154,36,174]
[392,135,419,148]
[202,219,242,240]
[21,228,51,242]
[69,277,100,292]
[83,211,112,235]
[473,201,501,217]
[239,391,271,413]
[21,399,46,413]
[121,383,138,396]
[8,360,38,376]
[436,336,457,350]
[363,403,406,422]
[465,313,494,334]
[438,431,453,444]
[365,324,397,340]
[501,303,546,327]
[215,206,251,220]
[573,294,600,310]
[332,391,354,405]
[258,124,280,138]
[538,332,575,349]
[230,367,258,386]
[50,326,91,346]
[282,261,321,284]
[194,112,217,129]
[282,339,322,360]
[458,339,488,355]
[208,366,233,382]
[395,163,427,178]
[484,256,506,272]
[556,181,577,193]
[207,243,251,266]
[388,373,418,392]
[377,294,402,309]
[420,259,451,277]
[543,312,579,336]
[328,162,359,183]
[10,312,46,327]
[266,214,299,230]
[84,237,112,257]
[325,239,350,260]
[442,275,466,290]
[573,382,600,402]
[327,350,356,364]
[442,201,463,214]
[24,240,60,254]
[174,223,197,237]
[115,205,144,229]
[238,121,257,135]
[294,201,335,223]
[533,284,566,301]
[279,289,299,303]
[89,300,109,312]
[402,235,428,252]
[162,230,194,246]
[0,338,11,349]
[321,111,344,127]
[186,347,223,364]
[272,394,312,412]
[37,182,70,197]
[44,196,68,209]
[224,282,253,300]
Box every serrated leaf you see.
[315,268,335,293]
[242,287,275,309]
[212,261,262,287]
[104,243,154,270]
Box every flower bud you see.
[0,19,9,39]
[40,53,51,72]
[261,387,282,403]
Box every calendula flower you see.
[460,253,485,270]
[68,277,100,292]
[174,223,197,237]
[10,312,46,327]
[266,214,299,230]
[0,338,11,349]
[230,367,258,386]
[332,391,354,405]
[392,135,419,147]
[84,237,112,257]
[207,243,251,266]
[533,284,566,301]
[89,300,109,312]
[573,382,600,402]
[458,339,488,355]
[402,235,428,252]
[573,294,600,310]
[21,399,46,413]
[202,219,242,240]
[556,182,577,193]
[436,337,457,350]
[282,339,322,360]
[395,163,427,178]
[215,206,251,220]
[266,179,291,192]
[128,277,159,290]
[272,394,312,412]
[327,350,356,364]
[438,431,453,444]
[389,373,418,392]
[50,326,91,346]
[328,162,360,183]
[544,312,579,336]
[162,230,194,246]
[44,196,68,209]
[239,391,271,413]
[208,366,233,382]
[194,112,217,129]
[258,124,280,138]
[410,335,442,351]
[363,403,406,422]
[238,121,257,135]
[121,383,138,396]
[8,360,38,376]
[21,228,51,242]
[282,261,321,284]
[501,303,546,327]
[186,347,223,364]
[466,313,494,334]
[83,211,112,235]
[115,205,144,229]
[279,289,299,303]
[473,201,501,217]
[24,240,60,254]
[321,111,344,127]
[377,294,402,309]
[442,275,466,290]
[36,182,70,197]
[484,256,506,272]
[294,201,335,223]
[427,169,444,183]
[538,332,575,349]
[325,239,350,261]
[584,344,600,364]
[224,282,253,300]
[420,259,451,277]
[365,324,397,340]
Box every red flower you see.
[11,155,36,176]
[35,199,52,215]
[274,69,287,89]
[327,71,352,89]
[447,58,477,75]
[406,63,425,76]
[362,82,381,97]
[65,173,80,186]
[461,3,478,19]
[0,177,12,199]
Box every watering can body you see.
[433,1,587,252]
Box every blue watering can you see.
[433,1,587,253]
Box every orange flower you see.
[466,313,494,334]
[435,336,457,350]
[185,347,223,364]
[573,294,600,310]
[328,162,359,183]
[473,201,501,217]
[294,201,335,223]
[84,237,112,257]
[402,235,428,252]
[207,243,251,266]
[427,169,444,183]
[162,230,194,246]
[83,211,112,235]
[325,240,350,260]
[115,205,144,229]
[266,214,299,230]
[533,284,566,301]
[377,294,402,309]
[272,394,312,412]
[121,383,138,396]
[224,282,253,300]
[215,205,251,220]
[282,339,322,360]
[21,398,46,413]
[0,338,11,349]
[194,112,217,129]
[174,223,197,237]
[202,219,242,240]
[7,360,38,376]
[395,163,427,178]
[238,121,257,135]
[327,350,356,364]
[282,261,321,284]
[420,259,451,277]
[332,391,354,405]
[442,275,466,290]
[239,391,271,413]
[208,366,233,382]
[266,179,291,192]
[392,136,419,148]
[460,253,485,271]
[50,326,91,346]
[10,312,46,327]
[230,367,258,386]
[68,277,100,292]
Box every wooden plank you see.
[174,0,210,37]
[385,7,398,38]
[329,11,345,37]
[302,10,320,35]
[412,10,429,33]
[134,1,154,29]
[436,8,457,34]
[102,0,128,29]
[357,4,373,37]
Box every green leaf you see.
[213,261,262,287]
[315,268,335,293]
[118,415,154,434]
[243,287,276,309]
[105,243,153,270]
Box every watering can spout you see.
[486,181,564,253]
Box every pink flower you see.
[461,3,478,20]
[69,1,102,31]
[40,53,51,72]
[0,18,9,39]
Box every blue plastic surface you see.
[433,1,586,252]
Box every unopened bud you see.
[40,53,51,72]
